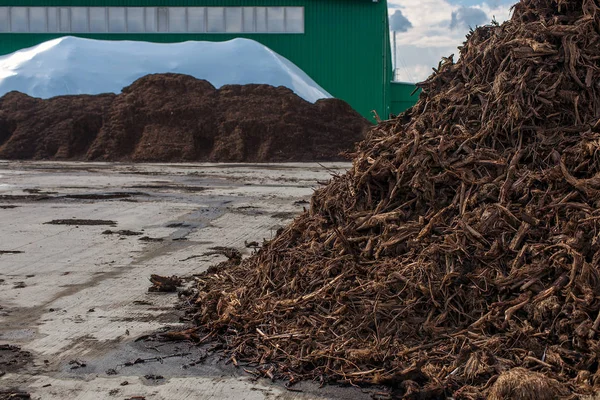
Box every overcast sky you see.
[388,0,514,82]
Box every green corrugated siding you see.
[391,81,419,116]
[0,0,416,120]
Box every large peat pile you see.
[0,74,369,162]
[182,0,600,398]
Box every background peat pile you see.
[0,74,369,162]
[181,0,600,398]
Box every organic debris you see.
[148,275,182,293]
[117,352,191,367]
[68,359,87,370]
[202,247,242,261]
[176,0,600,398]
[488,368,568,400]
[0,74,369,162]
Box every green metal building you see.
[0,0,418,120]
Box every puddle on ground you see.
[62,338,376,399]
[0,344,33,373]
[0,328,37,341]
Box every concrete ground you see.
[0,161,380,400]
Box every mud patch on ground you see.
[229,206,265,216]
[165,223,191,228]
[23,188,58,195]
[0,205,19,209]
[103,230,143,236]
[0,389,31,399]
[0,195,51,201]
[270,212,298,219]
[64,193,137,200]
[0,344,33,374]
[139,237,163,242]
[78,337,378,399]
[114,313,180,324]
[45,219,117,226]
[129,184,206,193]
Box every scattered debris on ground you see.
[144,374,164,380]
[68,359,87,370]
[173,0,600,398]
[148,275,182,293]
[0,74,370,162]
[202,247,242,261]
[45,219,117,226]
[139,237,163,242]
[0,251,23,255]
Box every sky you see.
[388,0,515,83]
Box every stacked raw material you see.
[0,74,369,162]
[183,0,600,398]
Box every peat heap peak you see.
[0,74,369,162]
[181,0,600,398]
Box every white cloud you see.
[389,0,513,83]
[393,64,433,83]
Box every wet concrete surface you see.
[0,161,384,400]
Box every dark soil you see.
[0,74,370,162]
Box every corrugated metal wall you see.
[391,82,420,116]
[0,0,412,120]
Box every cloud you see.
[450,6,488,30]
[393,64,434,83]
[388,0,513,82]
[389,9,413,32]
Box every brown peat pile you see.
[0,74,369,162]
[180,0,600,398]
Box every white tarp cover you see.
[0,36,331,102]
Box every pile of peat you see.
[179,0,600,398]
[0,74,369,162]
